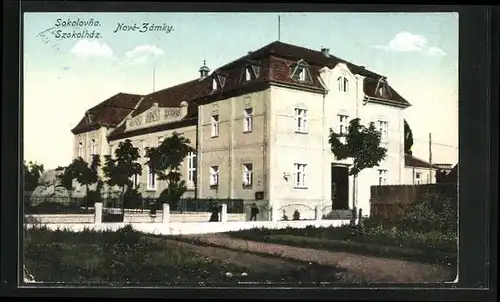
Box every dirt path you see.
[177,234,456,283]
[160,238,346,282]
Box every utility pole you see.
[152,63,156,92]
[429,133,433,184]
[278,15,281,41]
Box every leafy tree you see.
[329,118,387,221]
[145,132,195,209]
[404,119,414,155]
[102,139,142,214]
[70,155,102,208]
[23,161,45,191]
[56,165,76,202]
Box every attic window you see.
[291,60,311,83]
[86,112,93,124]
[245,68,251,81]
[376,79,391,99]
[252,66,261,79]
[212,78,218,91]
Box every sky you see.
[23,12,459,170]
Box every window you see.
[415,172,422,185]
[377,169,388,186]
[212,78,218,90]
[243,108,253,132]
[377,120,389,143]
[211,114,219,137]
[90,139,96,156]
[337,76,349,92]
[338,114,349,135]
[294,163,307,188]
[245,68,251,81]
[147,166,156,191]
[294,108,308,133]
[297,68,306,82]
[242,163,253,188]
[187,152,197,187]
[132,173,139,189]
[78,142,83,158]
[210,165,219,188]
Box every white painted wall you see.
[403,166,437,185]
[25,219,351,236]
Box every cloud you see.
[70,39,115,59]
[373,31,446,57]
[124,45,164,64]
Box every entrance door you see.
[331,165,349,210]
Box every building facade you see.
[71,41,412,219]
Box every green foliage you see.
[123,186,143,209]
[25,202,93,214]
[329,118,387,176]
[292,210,301,220]
[404,119,414,155]
[103,139,142,210]
[145,132,195,205]
[24,161,45,191]
[86,190,102,205]
[23,226,261,284]
[57,165,75,192]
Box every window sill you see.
[295,130,308,135]
[243,130,252,134]
[294,186,308,190]
[146,188,157,192]
[210,185,219,190]
[242,185,253,189]
[211,135,219,138]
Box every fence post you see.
[220,204,228,222]
[315,206,321,221]
[162,203,170,224]
[94,202,102,224]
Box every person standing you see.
[250,203,259,221]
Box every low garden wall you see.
[24,219,351,236]
[26,212,246,224]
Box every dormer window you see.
[291,59,311,83]
[375,78,391,99]
[86,111,94,124]
[213,73,227,91]
[337,76,349,93]
[245,68,251,81]
[243,62,261,82]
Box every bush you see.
[292,210,301,220]
[86,190,102,207]
[123,187,143,209]
[26,202,93,214]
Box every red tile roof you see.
[71,93,143,135]
[405,154,440,169]
[83,41,412,140]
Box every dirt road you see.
[172,234,456,284]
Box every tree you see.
[145,132,195,209]
[329,118,387,221]
[70,155,102,208]
[23,161,44,191]
[56,165,75,200]
[404,119,414,155]
[102,139,142,214]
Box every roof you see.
[83,41,412,140]
[404,154,440,169]
[71,93,143,135]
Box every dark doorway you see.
[331,165,349,210]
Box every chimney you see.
[320,47,330,57]
[199,60,210,79]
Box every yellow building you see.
[71,41,411,219]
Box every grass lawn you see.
[228,225,457,266]
[23,225,345,285]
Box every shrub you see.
[292,210,301,220]
[86,190,102,207]
[281,210,288,221]
[123,187,143,209]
